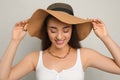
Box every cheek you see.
[67,29,72,37]
[47,31,56,41]
[65,31,72,40]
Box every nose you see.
[56,31,63,40]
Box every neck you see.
[48,44,71,59]
[49,44,70,55]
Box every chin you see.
[55,43,68,49]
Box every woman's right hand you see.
[11,20,28,41]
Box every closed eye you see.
[63,26,72,33]
[50,29,57,33]
[48,26,57,33]
[63,29,69,33]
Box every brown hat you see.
[27,3,93,41]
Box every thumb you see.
[23,24,28,32]
[92,22,97,30]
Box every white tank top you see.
[36,49,84,80]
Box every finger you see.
[18,21,23,26]
[96,18,104,24]
[91,19,100,24]
[24,24,28,30]
[25,19,29,23]
[92,21,98,30]
[21,21,26,26]
[91,19,96,24]
[22,20,29,26]
[92,21,96,26]
[15,21,22,27]
[95,19,100,24]
[89,18,95,22]
[23,24,28,32]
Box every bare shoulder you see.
[24,51,40,70]
[80,47,99,56]
[26,51,39,60]
[80,47,111,69]
[79,48,99,70]
[80,47,102,62]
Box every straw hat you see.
[27,3,93,41]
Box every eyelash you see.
[50,29,69,33]
[51,30,57,33]
[63,29,69,33]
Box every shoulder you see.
[80,47,102,61]
[79,48,100,70]
[79,47,98,56]
[24,51,40,70]
[26,51,40,60]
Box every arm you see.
[0,20,35,80]
[92,19,120,67]
[82,48,120,74]
[0,40,20,79]
[84,19,120,74]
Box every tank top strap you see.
[36,51,43,70]
[76,48,83,70]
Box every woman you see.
[0,3,120,80]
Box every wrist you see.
[10,39,21,45]
[100,34,111,42]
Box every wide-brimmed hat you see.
[27,3,93,41]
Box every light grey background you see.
[0,0,120,80]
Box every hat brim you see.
[27,9,93,40]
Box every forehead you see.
[47,17,72,28]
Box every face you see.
[47,17,72,49]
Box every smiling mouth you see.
[55,40,64,45]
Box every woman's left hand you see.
[90,19,108,39]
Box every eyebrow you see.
[48,25,71,29]
[63,25,71,29]
[48,26,57,29]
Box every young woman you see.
[0,3,120,80]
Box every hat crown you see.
[47,3,74,15]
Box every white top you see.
[36,49,84,80]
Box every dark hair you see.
[41,15,81,50]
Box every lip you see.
[55,40,64,45]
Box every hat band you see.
[50,8,74,15]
